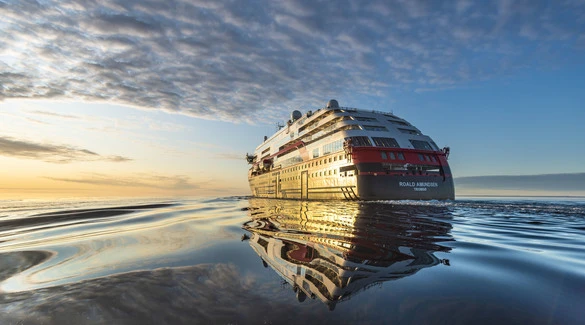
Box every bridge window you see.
[347,136,372,147]
[399,128,421,135]
[372,137,399,148]
[353,116,378,122]
[363,125,388,132]
[410,140,433,150]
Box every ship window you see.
[425,155,431,162]
[430,141,440,151]
[347,136,372,147]
[389,120,409,126]
[261,147,271,154]
[329,158,332,163]
[431,156,436,162]
[362,125,388,132]
[397,152,405,160]
[399,128,421,135]
[381,152,387,159]
[389,152,396,160]
[410,140,433,151]
[418,154,424,161]
[323,139,344,155]
[312,148,320,158]
[333,156,337,161]
[353,116,378,122]
[372,137,399,148]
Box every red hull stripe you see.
[350,147,449,167]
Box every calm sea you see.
[0,196,583,324]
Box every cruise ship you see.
[246,100,454,200]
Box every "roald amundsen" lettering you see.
[399,182,439,187]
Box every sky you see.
[1,0,585,198]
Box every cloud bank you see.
[0,136,131,163]
[1,0,584,121]
[456,173,585,193]
[45,173,199,190]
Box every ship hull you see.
[248,167,454,200]
[355,175,454,200]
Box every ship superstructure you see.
[246,100,454,200]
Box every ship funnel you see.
[326,99,339,108]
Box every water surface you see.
[0,196,583,324]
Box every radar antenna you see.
[276,122,284,131]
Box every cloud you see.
[28,110,80,119]
[0,136,132,163]
[214,152,244,160]
[0,1,584,122]
[45,173,199,190]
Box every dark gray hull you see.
[356,175,454,200]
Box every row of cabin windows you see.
[389,119,410,126]
[380,151,437,163]
[362,125,388,132]
[347,136,434,152]
[418,154,437,163]
[399,128,421,135]
[283,176,300,181]
[380,151,405,160]
[281,154,346,174]
[350,115,413,127]
[311,169,337,178]
[353,116,377,122]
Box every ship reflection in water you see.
[242,198,453,310]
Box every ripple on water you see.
[0,196,583,324]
